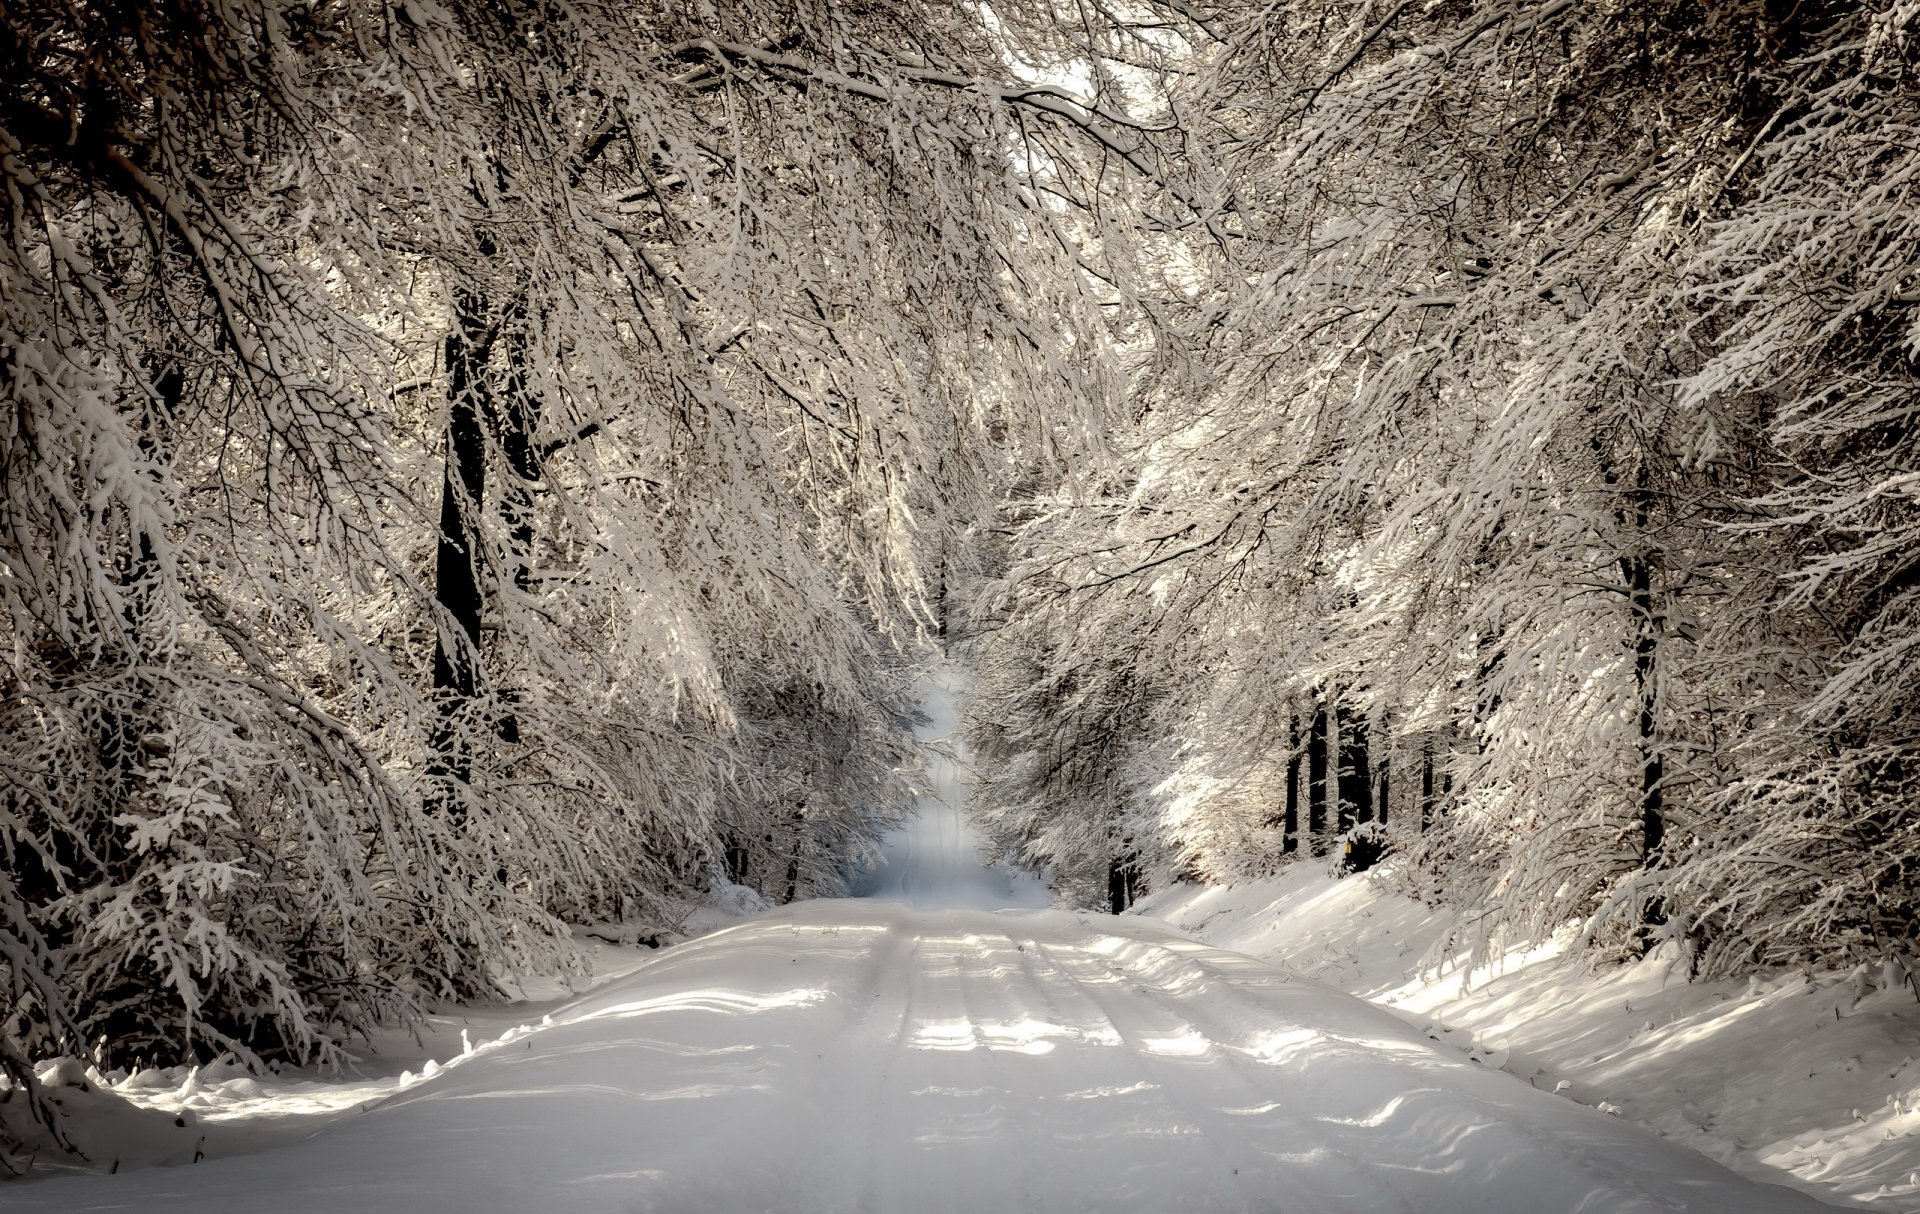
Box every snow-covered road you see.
[6,678,1850,1212]
[16,899,1840,1213]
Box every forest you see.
[3,0,1919,1174]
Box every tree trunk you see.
[1337,703,1371,832]
[937,546,950,642]
[430,269,543,774]
[1307,702,1330,855]
[1420,743,1436,833]
[1376,753,1389,826]
[1613,459,1668,942]
[429,284,495,800]
[1623,553,1664,865]
[1282,711,1301,855]
[1623,517,1666,943]
[1108,849,1140,914]
[784,805,806,904]
[724,836,751,885]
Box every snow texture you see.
[0,677,1857,1211]
[5,898,1846,1213]
[1137,868,1916,1209]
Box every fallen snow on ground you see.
[0,675,1866,1211]
[1133,865,1919,1210]
[2,930,685,1180]
[7,898,1844,1213]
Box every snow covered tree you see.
[1,0,449,1109]
[1653,2,1920,972]
[0,0,1191,1152]
[963,0,1920,980]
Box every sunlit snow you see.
[2,675,1845,1213]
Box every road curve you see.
[13,900,1841,1213]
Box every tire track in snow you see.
[1020,933,1293,1212]
[811,917,918,1214]
[1010,930,1273,1212]
[860,923,1020,1214]
[949,926,1042,1208]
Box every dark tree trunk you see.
[430,267,543,773]
[1622,488,1667,942]
[724,837,751,885]
[1307,702,1330,855]
[1282,711,1301,855]
[429,284,495,799]
[1420,743,1436,833]
[1597,449,1667,942]
[937,547,950,642]
[1108,849,1140,914]
[1592,442,1667,881]
[1337,703,1371,831]
[784,806,806,904]
[1376,754,1389,826]
[1623,550,1664,866]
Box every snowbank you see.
[1132,866,1920,1209]
[1,928,705,1181]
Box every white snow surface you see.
[8,899,1844,1213]
[0,682,1857,1211]
[1135,867,1917,1210]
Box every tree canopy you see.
[7,0,1920,1162]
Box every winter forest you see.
[5,0,1920,1207]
